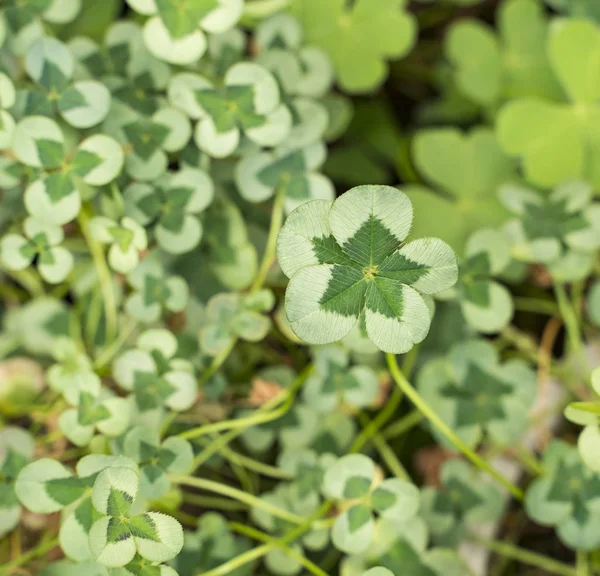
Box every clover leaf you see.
[200,290,275,356]
[322,454,420,554]
[88,466,184,566]
[420,459,504,547]
[16,455,138,562]
[291,0,417,93]
[124,168,214,255]
[125,256,189,323]
[418,339,537,449]
[1,217,73,283]
[122,426,193,499]
[278,185,458,354]
[526,441,600,550]
[23,36,111,127]
[176,512,250,576]
[497,18,600,188]
[235,142,335,214]
[450,228,514,333]
[113,328,197,414]
[251,483,328,575]
[0,72,16,150]
[303,345,380,413]
[13,116,124,225]
[408,127,515,252]
[446,0,561,107]
[499,180,600,282]
[89,216,148,274]
[0,427,34,538]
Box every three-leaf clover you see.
[447,228,514,333]
[22,37,111,128]
[526,441,600,550]
[446,0,561,107]
[499,180,600,281]
[322,454,420,554]
[303,345,380,413]
[408,127,514,252]
[497,18,600,188]
[420,459,504,547]
[88,466,184,566]
[89,216,148,274]
[124,167,214,254]
[125,256,189,323]
[1,217,73,283]
[277,185,458,354]
[0,427,34,538]
[122,426,193,499]
[418,339,537,449]
[13,116,124,225]
[200,290,275,356]
[168,63,291,158]
[291,0,417,93]
[235,142,335,214]
[112,328,197,414]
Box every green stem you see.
[198,337,237,387]
[554,283,583,355]
[2,267,44,298]
[242,0,292,20]
[382,410,424,440]
[200,544,271,576]
[514,297,560,316]
[170,475,305,525]
[229,523,329,576]
[475,538,578,576]
[93,318,137,370]
[577,551,589,576]
[182,492,249,511]
[250,186,286,293]
[78,208,118,345]
[386,353,525,501]
[0,537,59,575]
[211,441,292,480]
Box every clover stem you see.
[242,0,292,21]
[169,474,305,525]
[1,267,44,298]
[229,523,329,576]
[474,538,578,576]
[250,185,286,293]
[386,353,525,501]
[198,336,237,387]
[381,409,424,440]
[93,318,137,370]
[0,536,59,575]
[554,283,584,356]
[182,492,250,511]
[200,543,272,576]
[77,207,118,346]
[577,551,589,576]
[513,296,560,316]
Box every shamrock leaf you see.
[303,345,379,413]
[499,180,600,282]
[252,483,328,575]
[125,256,189,323]
[16,455,138,562]
[59,386,130,447]
[169,63,291,158]
[89,466,184,566]
[446,0,561,107]
[200,290,275,356]
[122,426,193,499]
[176,512,251,576]
[420,460,504,546]
[235,142,334,214]
[278,185,458,354]
[526,441,600,550]
[1,217,73,283]
[13,116,124,225]
[418,339,537,449]
[113,328,197,414]
[256,13,334,99]
[109,555,179,576]
[291,0,417,93]
[497,18,600,187]
[322,454,420,554]
[23,37,111,127]
[124,167,214,254]
[0,427,35,538]
[451,228,514,333]
[89,216,148,274]
[408,127,515,252]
